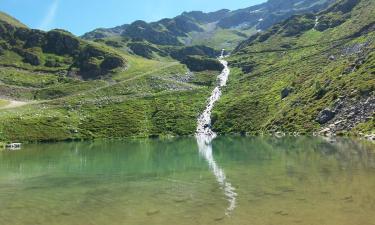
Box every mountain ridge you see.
[82,0,335,50]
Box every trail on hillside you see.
[196,50,237,216]
[0,100,29,109]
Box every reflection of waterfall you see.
[196,50,237,215]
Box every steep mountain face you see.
[212,0,374,136]
[0,17,126,80]
[82,0,334,50]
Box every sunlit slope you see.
[212,0,375,135]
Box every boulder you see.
[281,87,293,99]
[316,109,336,124]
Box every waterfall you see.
[196,50,237,216]
[196,49,230,137]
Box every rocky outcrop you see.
[319,95,375,135]
[127,42,167,59]
[76,45,126,79]
[101,55,125,71]
[182,55,224,72]
[316,108,336,124]
[43,30,80,55]
[12,47,41,66]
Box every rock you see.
[43,30,80,55]
[24,30,45,48]
[23,51,40,65]
[320,128,331,135]
[100,55,125,71]
[364,134,375,141]
[316,109,335,124]
[329,55,336,60]
[281,87,293,99]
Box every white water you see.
[196,50,237,216]
[196,50,230,138]
[314,16,319,29]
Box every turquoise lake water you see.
[0,137,374,225]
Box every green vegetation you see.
[212,0,375,135]
[0,99,9,108]
[0,0,374,142]
[0,12,27,28]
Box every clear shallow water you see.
[0,137,374,225]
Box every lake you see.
[0,137,374,225]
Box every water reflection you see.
[196,135,237,216]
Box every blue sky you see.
[0,0,266,35]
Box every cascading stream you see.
[196,50,237,216]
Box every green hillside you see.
[212,0,374,136]
[0,12,219,142]
[0,0,374,142]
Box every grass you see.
[0,99,10,108]
[0,45,218,141]
[188,28,256,50]
[0,11,27,28]
[212,0,375,135]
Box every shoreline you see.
[1,132,374,146]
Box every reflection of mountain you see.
[196,136,237,215]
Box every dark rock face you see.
[12,47,41,66]
[316,109,336,124]
[122,20,181,46]
[127,42,167,59]
[182,56,224,72]
[43,30,80,55]
[76,45,126,79]
[170,45,219,61]
[101,55,125,71]
[24,30,45,48]
[23,51,40,65]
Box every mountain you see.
[0,17,126,80]
[82,0,335,50]
[0,0,373,142]
[212,0,374,136]
[0,12,220,141]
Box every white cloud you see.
[38,0,59,30]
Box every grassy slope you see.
[0,12,27,28]
[212,0,375,135]
[187,28,256,50]
[0,49,216,141]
